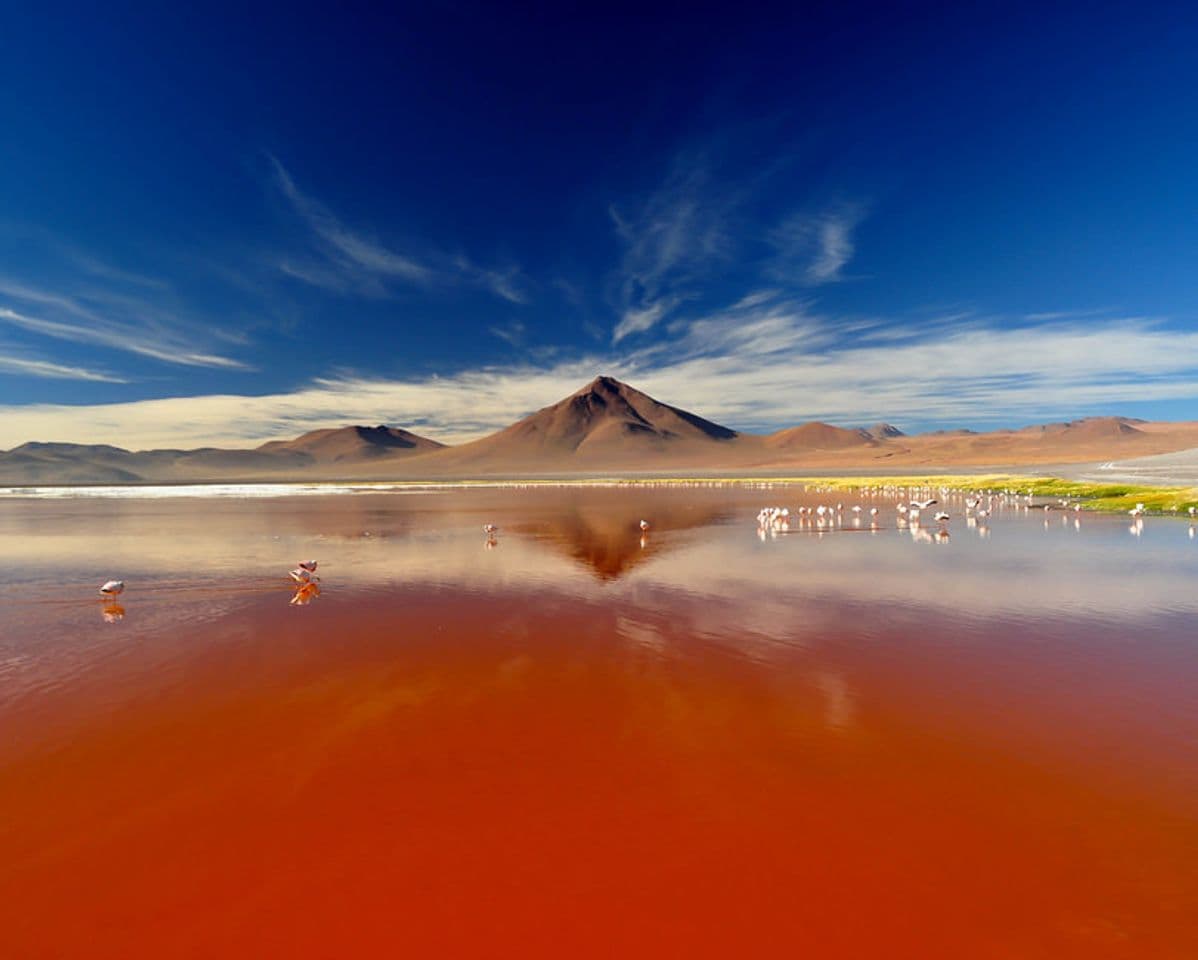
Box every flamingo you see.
[99,579,124,598]
[934,512,950,522]
[639,519,650,531]
[298,560,318,573]
[289,568,319,584]
[911,498,937,510]
[483,524,498,535]
[290,582,321,606]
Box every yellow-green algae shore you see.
[567,474,1198,515]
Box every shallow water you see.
[1,485,1196,957]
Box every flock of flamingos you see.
[92,483,1195,618]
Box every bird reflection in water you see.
[290,582,321,606]
[101,603,125,623]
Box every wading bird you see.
[99,579,124,598]
[290,582,320,606]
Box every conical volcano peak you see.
[574,375,632,397]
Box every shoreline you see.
[2,469,1196,514]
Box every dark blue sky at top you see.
[2,0,1198,438]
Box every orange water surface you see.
[0,485,1196,957]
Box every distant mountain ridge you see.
[259,425,445,462]
[764,422,875,450]
[1,379,1196,483]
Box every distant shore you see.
[3,468,1195,514]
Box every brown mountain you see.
[862,423,905,441]
[258,425,444,463]
[1017,417,1145,442]
[0,426,442,483]
[417,375,739,471]
[764,422,874,450]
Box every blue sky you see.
[2,1,1198,448]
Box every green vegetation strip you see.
[777,475,1198,515]
[546,474,1197,514]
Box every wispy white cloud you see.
[609,160,736,341]
[489,319,526,346]
[270,156,527,304]
[4,299,1198,449]
[270,156,432,285]
[612,298,683,344]
[0,348,126,383]
[768,203,867,285]
[607,149,870,340]
[0,274,250,372]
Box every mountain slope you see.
[763,422,874,451]
[0,425,442,483]
[419,376,738,470]
[258,425,444,463]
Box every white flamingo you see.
[99,579,124,598]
